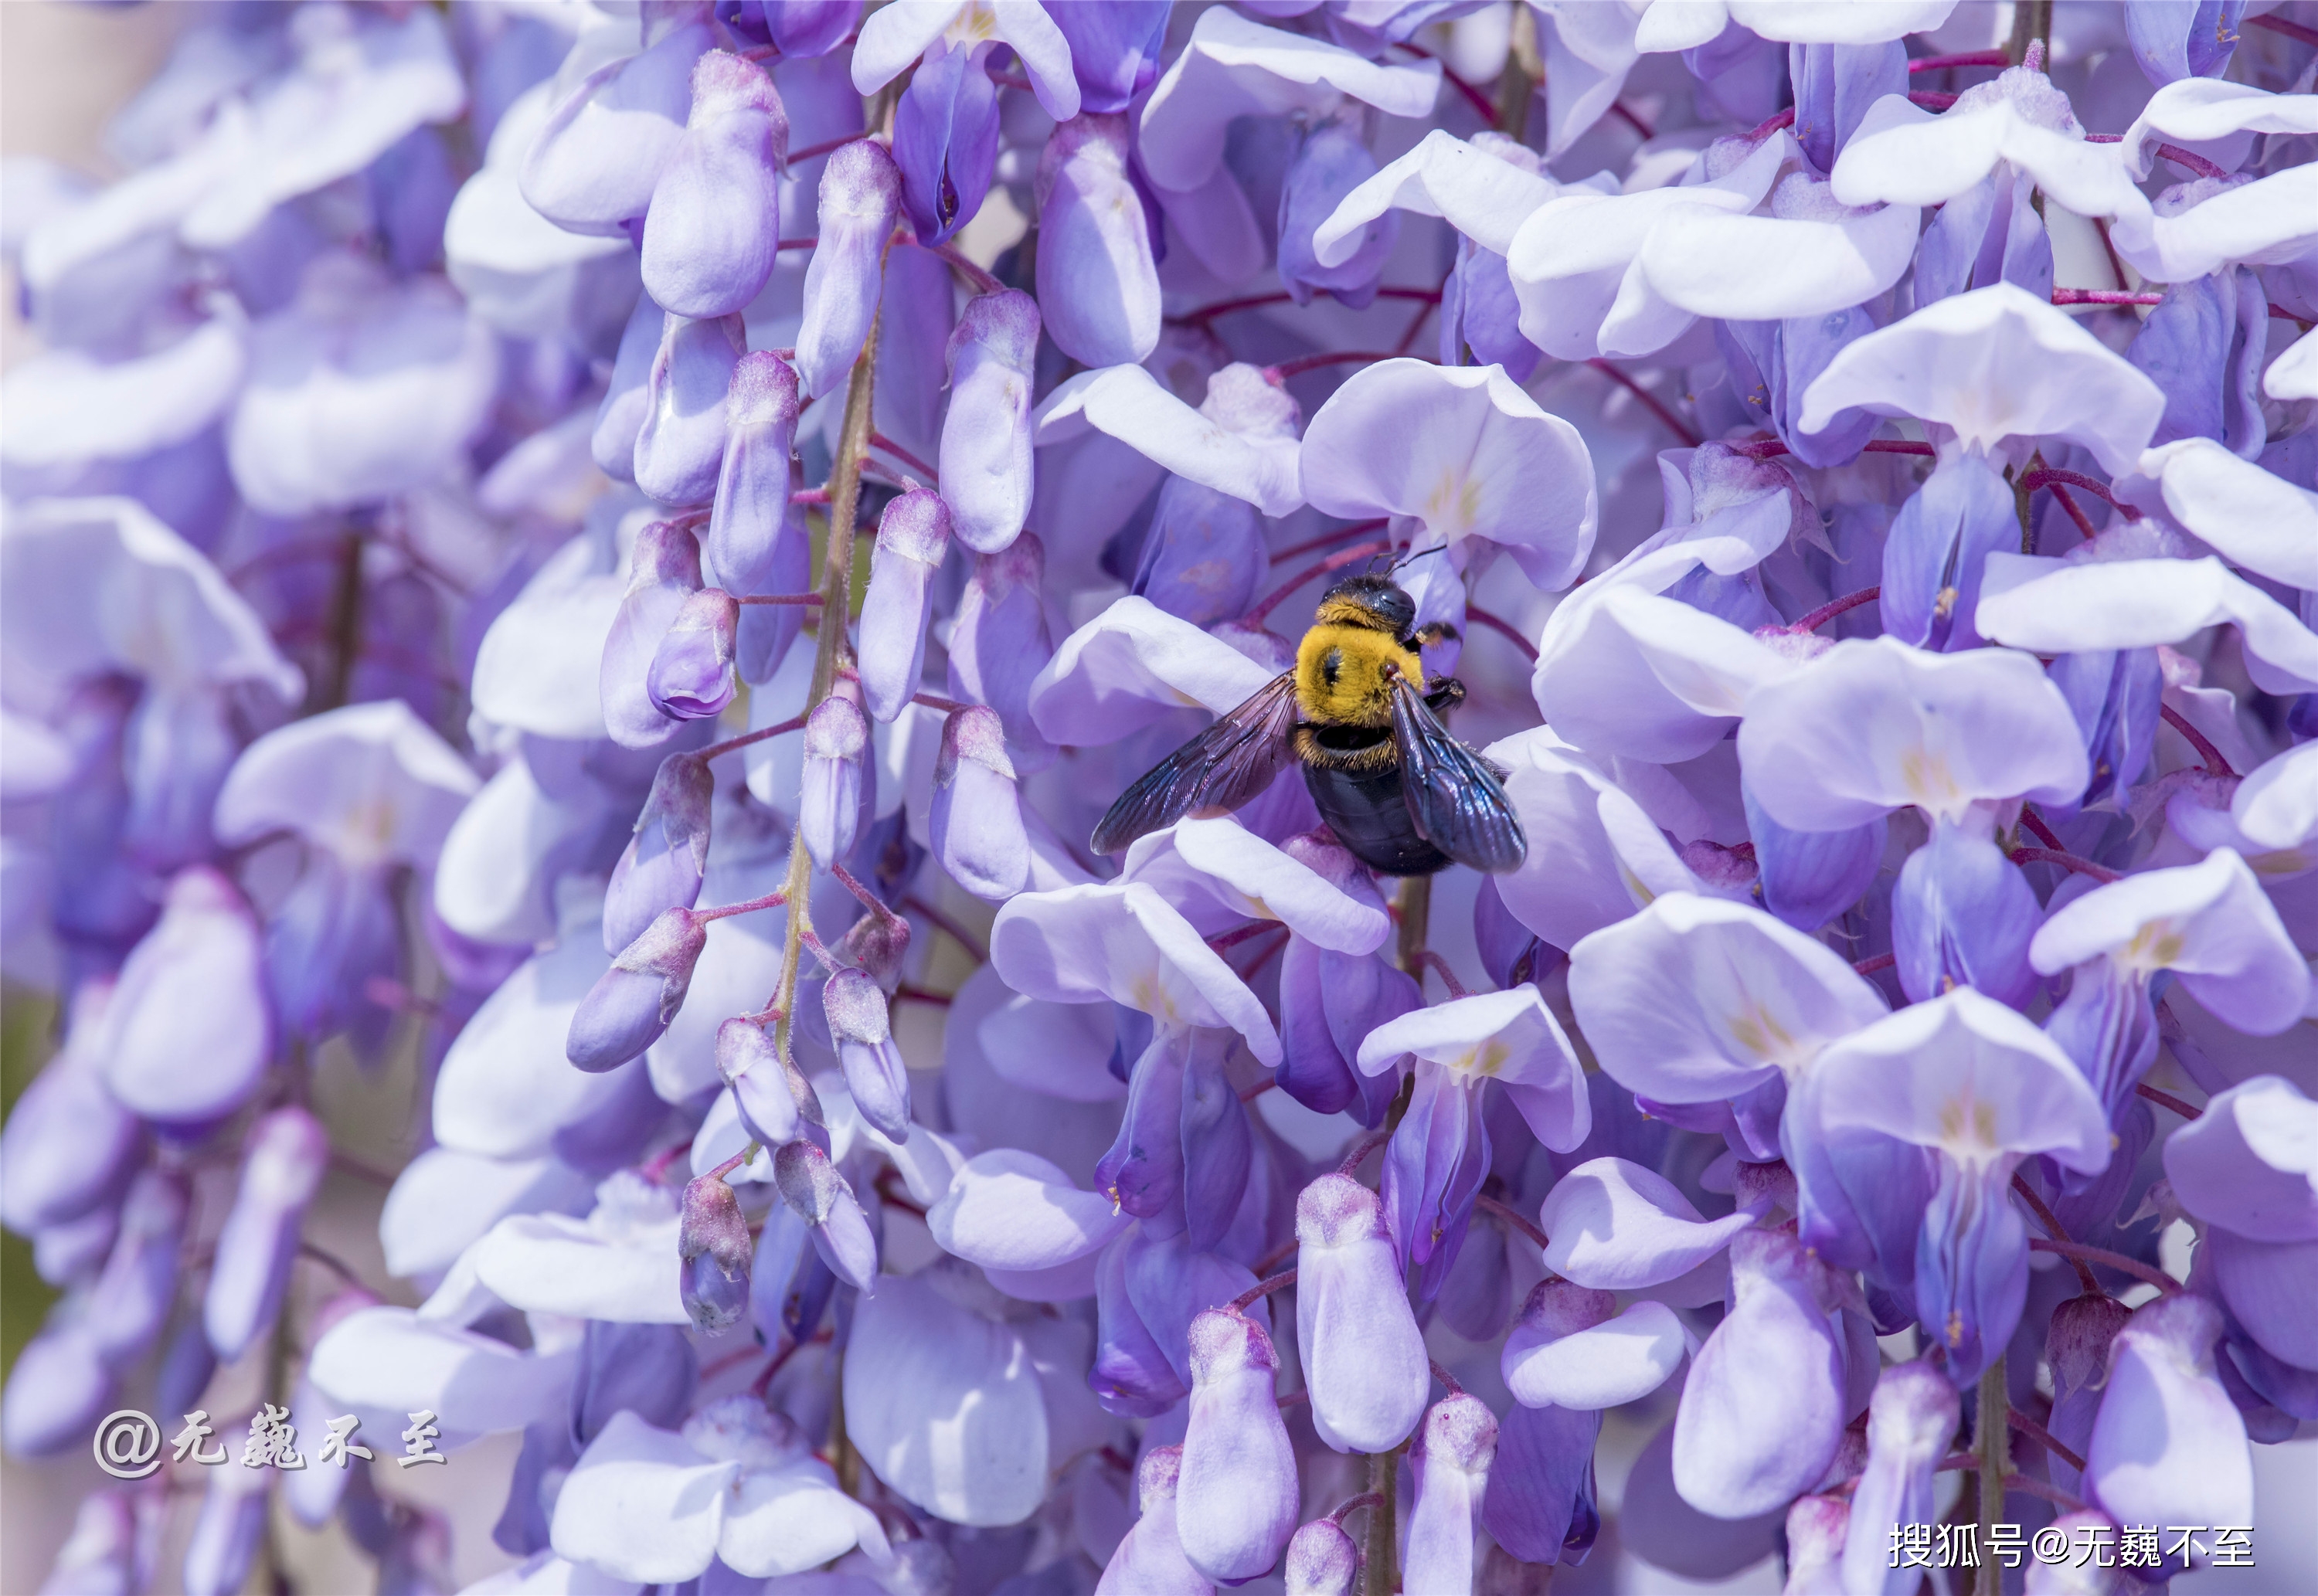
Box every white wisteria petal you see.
[1504,1299,1689,1410]
[1313,128,1558,263]
[432,756,614,946]
[1638,180,1919,322]
[841,1269,1050,1526]
[467,1193,690,1326]
[463,1551,642,1595]
[1829,85,2148,220]
[471,526,627,739]
[2118,81,2318,181]
[2137,438,2318,589]
[1533,585,1798,765]
[0,318,246,470]
[431,920,637,1160]
[179,5,466,249]
[213,701,478,870]
[2108,165,2318,283]
[1298,360,1596,589]
[990,881,1281,1064]
[1484,732,1657,953]
[307,1305,576,1452]
[1569,892,1890,1104]
[1531,1,1641,158]
[1131,816,1392,955]
[2028,850,2310,1036]
[1738,637,2089,830]
[721,1460,892,1577]
[853,2,1079,121]
[1507,132,1789,361]
[518,19,710,238]
[379,1146,593,1280]
[2268,328,2318,402]
[1539,1157,1766,1289]
[1032,365,1303,518]
[1358,986,1590,1150]
[1027,596,1276,746]
[1634,1,1729,53]
[2233,743,2318,854]
[1724,1,1958,42]
[1796,284,2165,474]
[927,1149,1130,1272]
[227,257,500,517]
[1138,8,1439,193]
[977,993,1129,1103]
[445,80,638,343]
[0,497,301,706]
[1976,555,2318,697]
[550,1411,733,1585]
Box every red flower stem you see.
[1428,1359,1464,1396]
[1245,537,1397,625]
[2136,1082,2202,1119]
[2027,1238,2181,1294]
[2020,470,2123,510]
[697,714,807,762]
[2153,141,2228,180]
[1909,49,2010,71]
[911,691,972,715]
[1267,350,1407,380]
[2052,288,2163,306]
[791,488,832,506]
[777,236,819,251]
[1908,89,1959,109]
[705,1145,758,1183]
[1411,949,1470,999]
[2006,1408,2086,1473]
[2018,808,2066,850]
[1853,952,1897,974]
[1208,921,1281,952]
[1239,1078,1276,1103]
[903,894,989,963]
[2010,1173,2102,1295]
[736,593,825,606]
[1474,1193,1549,1251]
[2160,704,2236,777]
[2251,11,2318,44]
[2007,847,2123,884]
[1226,1270,1298,1315]
[1273,518,1391,564]
[1467,607,1538,661]
[1787,586,1881,633]
[1747,106,1796,141]
[928,240,1005,296]
[1325,1492,1385,1528]
[1390,40,1498,127]
[697,889,792,924]
[1254,1236,1300,1275]
[893,985,953,1007]
[869,431,938,484]
[2045,482,2100,540]
[1612,101,1656,140]
[1733,437,1937,460]
[1586,358,1701,447]
[750,1327,834,1396]
[1338,1126,1393,1177]
[788,132,871,165]
[1275,1390,1310,1410]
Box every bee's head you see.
[1314,573,1415,636]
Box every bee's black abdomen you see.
[1303,762,1452,876]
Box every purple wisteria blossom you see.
[4,2,2316,1591]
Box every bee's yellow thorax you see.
[1296,623,1422,728]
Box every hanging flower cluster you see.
[4,2,2316,1592]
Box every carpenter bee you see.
[1089,573,1526,875]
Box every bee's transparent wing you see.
[1388,674,1527,873]
[1089,672,1301,856]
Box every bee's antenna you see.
[1388,544,1450,576]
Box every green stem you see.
[1976,1356,2008,1596]
[1365,1444,1400,1596]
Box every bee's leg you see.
[1409,620,1462,650]
[1424,677,1467,714]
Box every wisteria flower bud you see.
[857,488,951,722]
[1283,1517,1362,1596]
[939,290,1040,554]
[603,518,706,751]
[1297,1173,1429,1455]
[2045,1291,2131,1492]
[931,707,1029,902]
[708,351,802,594]
[800,681,872,869]
[1036,113,1159,368]
[634,311,746,507]
[948,532,1055,766]
[0,981,137,1233]
[1405,1393,1500,1596]
[87,1166,188,1370]
[678,1173,753,1334]
[1280,114,1395,308]
[1784,1494,1851,1596]
[567,908,708,1072]
[774,1137,879,1290]
[2084,1292,2252,1530]
[605,752,713,954]
[894,39,1000,246]
[1096,1445,1205,1596]
[100,866,271,1129]
[718,1017,808,1146]
[183,1465,268,1596]
[824,966,910,1139]
[1,1319,110,1458]
[831,903,912,990]
[1178,1309,1297,1581]
[646,587,741,722]
[796,140,902,398]
[1837,1360,1959,1596]
[641,52,788,319]
[203,1107,329,1362]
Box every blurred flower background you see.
[2,2,2316,1594]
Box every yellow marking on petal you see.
[1422,469,1484,541]
[1900,746,1964,813]
[1725,998,1800,1066]
[2123,919,2187,972]
[1946,1310,1964,1346]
